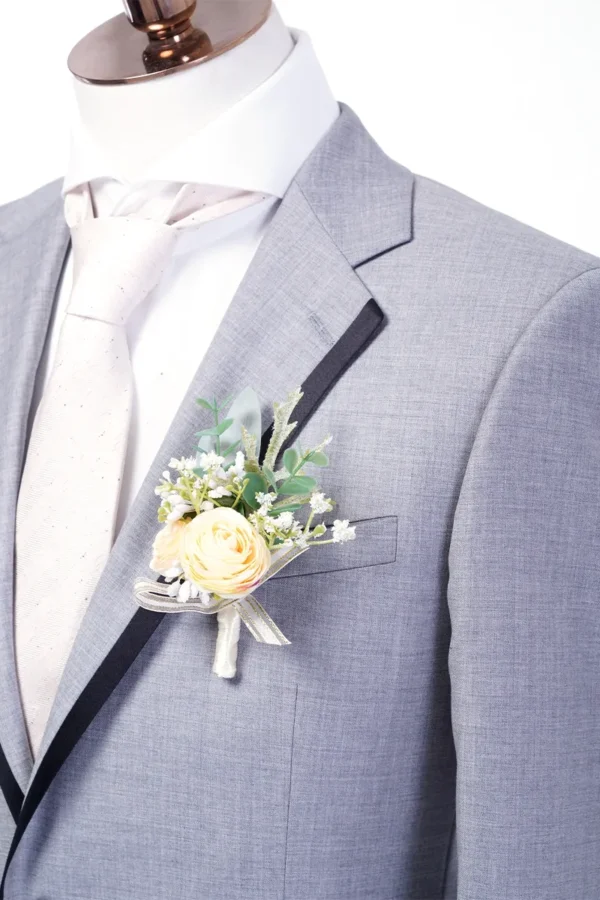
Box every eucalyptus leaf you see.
[271,494,311,509]
[196,418,234,439]
[222,439,242,462]
[195,398,215,412]
[262,466,278,490]
[308,451,329,467]
[242,472,268,509]
[279,475,317,495]
[283,448,299,474]
[268,503,303,514]
[218,394,234,411]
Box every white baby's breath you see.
[167,501,194,522]
[208,485,232,499]
[169,456,196,473]
[331,519,356,543]
[198,451,225,472]
[168,578,203,604]
[309,492,333,515]
[230,451,246,479]
[274,511,294,529]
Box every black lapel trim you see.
[0,296,385,896]
[0,608,163,897]
[260,298,385,460]
[0,744,23,825]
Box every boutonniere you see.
[134,387,356,679]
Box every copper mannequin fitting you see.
[68,0,272,85]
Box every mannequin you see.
[68,1,293,179]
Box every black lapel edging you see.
[0,744,23,825]
[0,297,385,896]
[260,298,385,460]
[0,607,163,897]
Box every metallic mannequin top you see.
[69,0,272,84]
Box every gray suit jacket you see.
[0,105,598,900]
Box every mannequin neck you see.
[71,6,293,182]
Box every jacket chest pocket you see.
[262,515,454,900]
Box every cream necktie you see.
[14,198,179,758]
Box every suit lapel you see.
[0,190,69,796]
[31,177,381,773]
[0,105,415,893]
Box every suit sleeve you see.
[447,267,600,900]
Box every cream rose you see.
[180,507,271,598]
[150,519,187,575]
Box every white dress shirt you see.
[33,30,339,530]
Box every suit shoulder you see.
[0,179,63,244]
[411,172,600,282]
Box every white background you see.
[2,0,599,255]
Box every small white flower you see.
[275,511,294,529]
[174,580,206,603]
[256,492,274,509]
[331,519,356,543]
[309,492,333,515]
[166,500,194,522]
[198,451,225,472]
[167,580,182,598]
[169,456,196,473]
[200,500,215,512]
[162,470,172,481]
[176,580,192,603]
[231,451,246,478]
[208,485,232,499]
[200,592,212,607]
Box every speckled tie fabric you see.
[14,203,178,757]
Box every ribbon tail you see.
[234,595,291,646]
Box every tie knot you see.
[67,216,178,326]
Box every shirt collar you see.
[63,29,340,199]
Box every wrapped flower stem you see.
[213,605,242,678]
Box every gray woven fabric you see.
[0,104,598,899]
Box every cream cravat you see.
[14,192,179,758]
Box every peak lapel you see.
[0,188,69,796]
